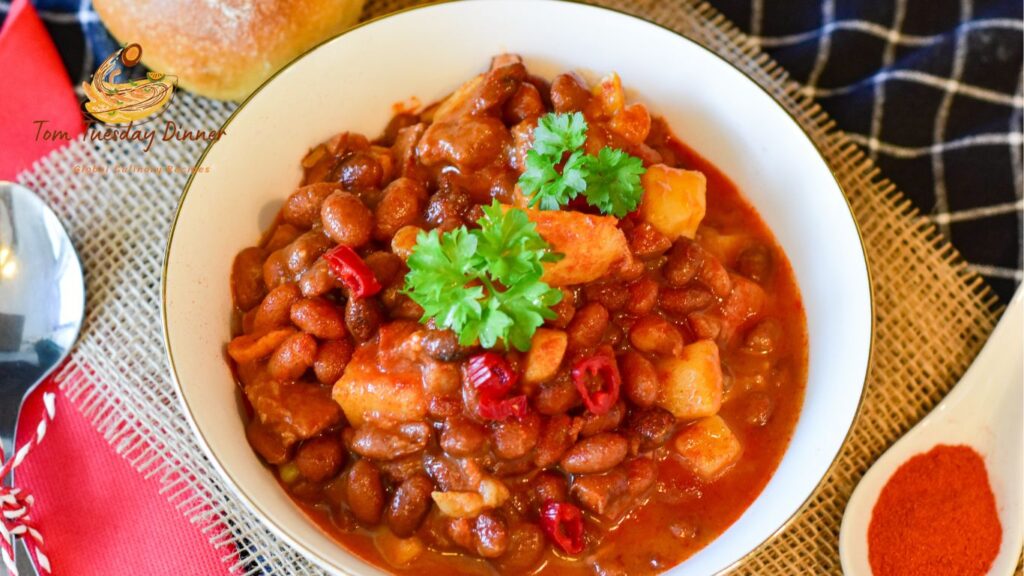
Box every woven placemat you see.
[17,0,1012,574]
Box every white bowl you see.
[163,1,873,574]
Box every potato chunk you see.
[524,208,632,286]
[523,329,568,385]
[654,340,723,420]
[673,415,742,481]
[639,165,706,241]
[333,339,427,427]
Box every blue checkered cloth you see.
[2,0,1021,301]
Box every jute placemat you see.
[17,0,1011,574]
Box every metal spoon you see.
[839,287,1023,575]
[0,182,85,576]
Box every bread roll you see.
[92,0,366,101]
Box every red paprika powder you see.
[868,444,1002,576]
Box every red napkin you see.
[1,1,231,573]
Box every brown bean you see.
[264,223,303,252]
[282,183,338,228]
[621,352,658,408]
[385,475,434,537]
[738,244,773,283]
[391,225,422,261]
[629,315,684,357]
[295,435,345,482]
[659,287,716,317]
[347,460,384,524]
[321,191,373,247]
[560,433,628,474]
[577,401,625,438]
[441,415,488,456]
[550,72,592,113]
[625,408,676,452]
[377,454,425,484]
[347,423,432,461]
[531,470,569,505]
[687,312,722,341]
[744,318,782,354]
[297,258,339,297]
[503,82,545,125]
[424,360,461,396]
[290,297,346,340]
[363,251,404,288]
[571,468,628,517]
[262,250,290,289]
[494,523,546,574]
[535,372,582,415]
[428,395,462,420]
[268,332,317,381]
[626,277,659,317]
[534,414,578,468]
[422,329,468,362]
[374,178,425,241]
[546,288,577,329]
[380,113,420,146]
[473,512,509,558]
[699,254,733,299]
[583,282,628,312]
[743,392,775,426]
[227,328,295,363]
[231,247,267,311]
[334,152,383,191]
[245,419,290,464]
[567,302,609,351]
[627,222,672,259]
[313,338,353,385]
[345,297,383,342]
[664,238,703,287]
[425,185,471,231]
[252,283,302,332]
[284,230,333,278]
[490,412,541,460]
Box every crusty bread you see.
[92,0,366,101]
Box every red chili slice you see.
[466,353,518,398]
[571,354,621,415]
[540,500,585,554]
[478,394,528,421]
[323,245,381,298]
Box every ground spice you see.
[868,444,1002,576]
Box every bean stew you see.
[227,55,808,575]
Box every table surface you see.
[2,0,1021,300]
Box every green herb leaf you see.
[403,202,563,351]
[582,147,647,217]
[532,111,588,157]
[521,149,589,210]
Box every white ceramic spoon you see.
[839,288,1023,575]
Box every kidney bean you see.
[425,186,471,231]
[245,418,290,464]
[231,247,267,311]
[629,315,684,357]
[503,82,545,125]
[535,372,582,415]
[577,401,625,438]
[494,523,546,574]
[738,244,773,282]
[284,230,334,278]
[227,328,295,364]
[583,282,628,312]
[424,361,461,396]
[625,407,676,452]
[624,457,658,498]
[550,72,592,113]
[531,470,569,506]
[560,433,628,474]
[268,332,317,381]
[659,287,716,317]
[264,223,303,253]
[321,191,373,247]
[546,288,577,329]
[428,395,462,420]
[382,285,424,320]
[490,412,541,460]
[627,222,672,259]
[295,435,345,482]
[571,468,628,517]
[567,302,610,351]
[377,454,425,483]
[334,152,383,191]
[347,423,432,460]
[422,329,468,362]
[374,178,426,241]
[262,250,290,289]
[297,259,339,297]
[282,183,339,229]
[290,297,346,340]
[533,414,578,468]
[699,254,733,299]
[744,318,782,355]
[347,460,384,525]
[386,475,434,537]
[380,113,420,146]
[418,117,510,172]
[743,392,775,426]
[687,312,722,341]
[361,251,403,288]
[626,277,659,317]
[621,351,659,408]
[473,512,509,558]
[313,338,353,385]
[663,238,703,287]
[391,225,423,261]
[253,283,303,333]
[345,297,383,342]
[441,415,488,456]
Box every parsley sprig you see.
[518,112,647,217]
[403,201,563,351]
